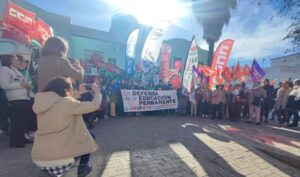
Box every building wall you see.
[271,54,300,67]
[0,0,208,71]
[264,66,300,84]
[164,38,208,73]
[70,35,125,68]
[0,39,16,55]
[264,53,300,85]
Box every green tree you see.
[192,0,237,65]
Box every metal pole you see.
[25,45,33,81]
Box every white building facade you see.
[264,53,300,84]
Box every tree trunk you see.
[207,40,215,66]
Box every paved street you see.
[1,116,300,177]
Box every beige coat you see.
[275,87,292,110]
[38,55,84,91]
[31,91,101,161]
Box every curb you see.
[255,145,300,169]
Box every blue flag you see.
[251,60,265,82]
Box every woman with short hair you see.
[0,54,33,148]
[32,77,101,177]
[37,36,84,91]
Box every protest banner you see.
[159,44,172,82]
[126,29,139,76]
[121,90,178,112]
[33,18,53,45]
[251,59,265,82]
[141,21,170,63]
[183,37,198,92]
[209,39,234,88]
[2,0,36,43]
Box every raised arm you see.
[60,59,84,81]
[67,92,102,115]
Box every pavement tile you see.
[1,117,300,177]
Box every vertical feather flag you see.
[183,38,199,92]
[209,39,234,88]
[141,21,170,63]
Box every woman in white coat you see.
[0,54,33,148]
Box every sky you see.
[26,0,294,67]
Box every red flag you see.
[2,1,36,43]
[209,39,234,88]
[236,62,242,81]
[199,65,216,76]
[231,66,236,81]
[34,18,53,45]
[243,64,251,76]
[222,66,232,83]
[216,68,224,84]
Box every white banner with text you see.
[121,90,178,112]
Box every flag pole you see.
[25,45,34,81]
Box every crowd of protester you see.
[175,79,300,128]
[0,36,300,177]
[93,76,300,129]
